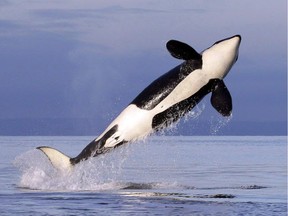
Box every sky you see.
[0,0,287,135]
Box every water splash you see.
[184,103,206,122]
[14,145,132,191]
[14,146,191,192]
[209,114,233,135]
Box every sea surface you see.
[0,136,286,215]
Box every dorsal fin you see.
[166,40,201,61]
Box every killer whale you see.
[37,35,241,171]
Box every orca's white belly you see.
[103,105,153,147]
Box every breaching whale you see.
[37,35,241,171]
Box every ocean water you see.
[0,136,286,215]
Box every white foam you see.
[13,144,193,192]
[14,146,131,191]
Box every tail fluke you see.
[37,146,73,172]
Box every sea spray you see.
[209,114,233,135]
[184,103,206,122]
[14,144,133,191]
[14,149,57,190]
